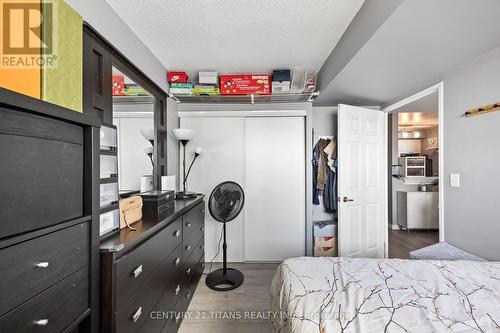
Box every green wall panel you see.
[42,0,83,112]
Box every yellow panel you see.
[41,0,83,112]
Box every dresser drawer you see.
[182,202,204,250]
[116,217,182,309]
[0,266,89,333]
[117,245,183,333]
[184,239,204,281]
[0,223,88,316]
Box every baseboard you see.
[389,224,400,230]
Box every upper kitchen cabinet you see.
[0,0,83,112]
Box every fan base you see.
[175,191,197,200]
[206,268,244,291]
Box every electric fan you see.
[205,181,245,291]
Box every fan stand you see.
[206,222,244,291]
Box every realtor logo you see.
[1,0,58,68]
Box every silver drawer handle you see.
[133,265,143,278]
[186,245,191,251]
[132,307,142,323]
[186,268,191,275]
[36,262,49,268]
[174,257,180,266]
[174,230,181,237]
[201,208,205,214]
[201,245,204,251]
[175,313,181,324]
[34,319,48,326]
[200,226,204,232]
[186,221,191,228]
[175,285,181,295]
[186,292,191,299]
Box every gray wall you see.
[442,46,500,260]
[65,0,168,92]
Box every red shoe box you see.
[167,71,189,83]
[220,74,272,95]
[112,75,125,96]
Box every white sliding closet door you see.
[180,117,245,262]
[244,117,305,261]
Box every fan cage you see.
[208,181,245,223]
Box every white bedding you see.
[271,257,500,333]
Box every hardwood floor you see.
[388,229,439,259]
[179,263,279,333]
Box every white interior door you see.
[338,104,386,258]
[180,117,245,262]
[244,117,305,261]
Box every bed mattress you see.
[270,257,500,332]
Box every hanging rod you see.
[465,102,500,117]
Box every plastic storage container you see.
[100,125,117,151]
[100,182,119,208]
[100,154,118,179]
[313,220,338,257]
[100,209,119,236]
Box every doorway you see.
[384,83,444,258]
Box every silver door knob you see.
[342,196,354,202]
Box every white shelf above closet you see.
[170,91,319,104]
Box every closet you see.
[180,114,305,262]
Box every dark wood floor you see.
[388,229,439,259]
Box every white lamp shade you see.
[143,146,154,155]
[172,128,195,141]
[140,129,155,141]
[195,147,203,155]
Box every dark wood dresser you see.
[99,196,205,333]
[0,88,100,332]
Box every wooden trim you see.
[0,87,99,127]
[465,102,500,117]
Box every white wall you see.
[442,46,500,260]
[65,0,168,93]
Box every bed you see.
[270,257,500,332]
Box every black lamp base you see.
[206,268,244,291]
[175,191,197,200]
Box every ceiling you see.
[315,0,500,106]
[398,112,438,130]
[105,0,364,80]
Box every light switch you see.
[450,173,460,188]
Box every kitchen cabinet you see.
[397,191,438,230]
[398,139,422,155]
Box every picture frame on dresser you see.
[0,87,101,333]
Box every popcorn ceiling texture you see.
[105,0,364,79]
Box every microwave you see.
[399,156,426,177]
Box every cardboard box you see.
[170,83,193,89]
[220,74,272,95]
[314,236,337,257]
[169,87,193,96]
[199,71,218,85]
[272,69,291,94]
[167,71,189,83]
[193,85,220,96]
[112,75,125,96]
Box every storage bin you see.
[100,182,119,208]
[100,209,119,236]
[313,220,337,257]
[100,154,118,179]
[100,125,117,151]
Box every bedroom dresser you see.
[99,196,205,333]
